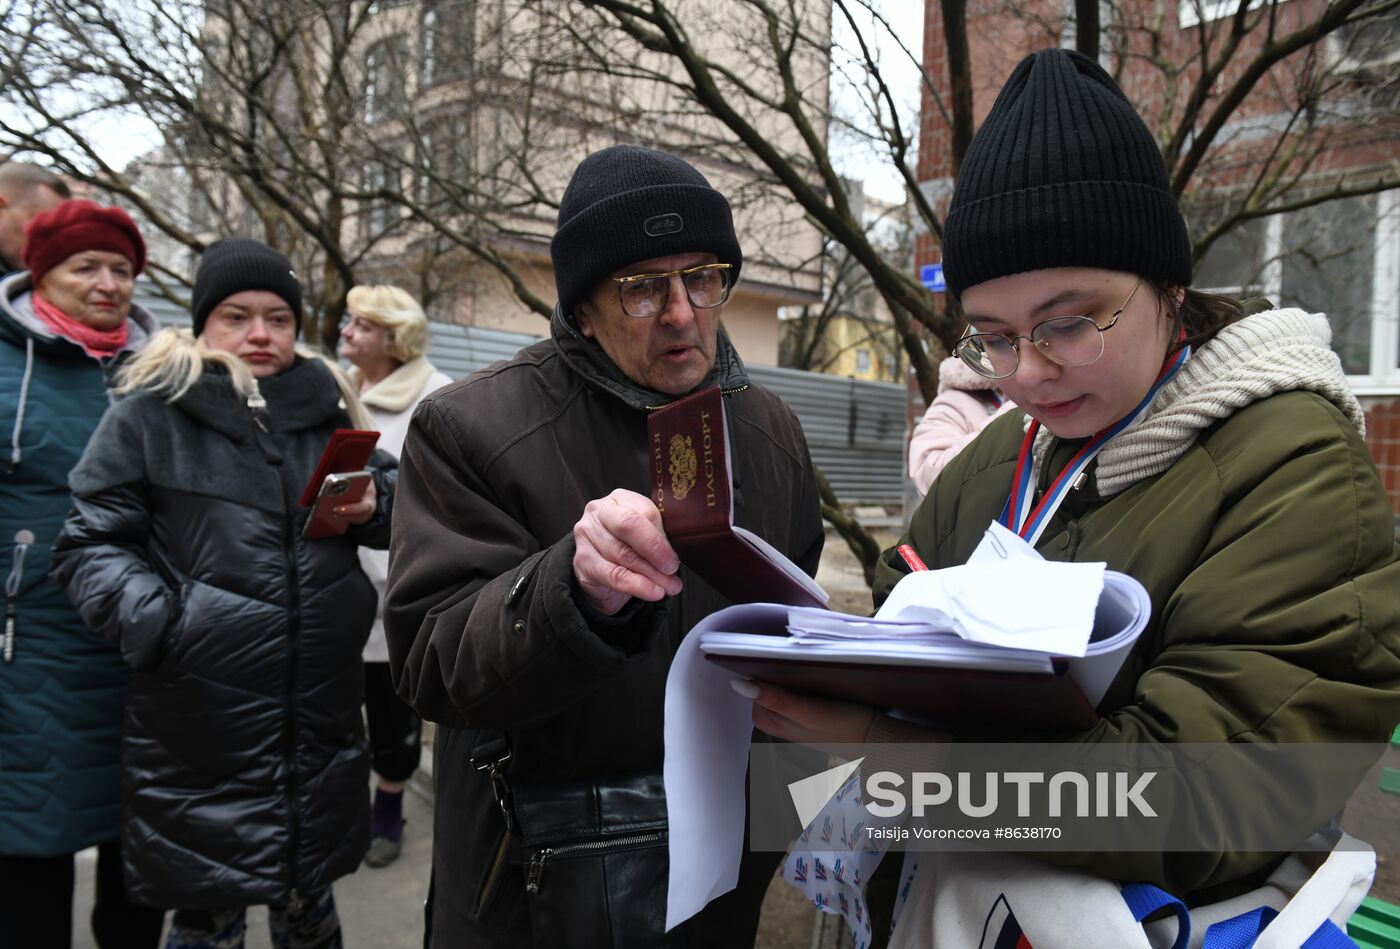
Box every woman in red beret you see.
[0,199,164,947]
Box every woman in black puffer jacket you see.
[51,239,393,949]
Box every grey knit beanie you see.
[191,238,303,336]
[942,48,1192,297]
[550,145,743,316]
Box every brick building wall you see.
[1364,400,1400,513]
[915,0,1400,514]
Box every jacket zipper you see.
[525,830,668,895]
[280,506,302,900]
[505,550,546,606]
[248,383,268,432]
[3,531,31,662]
[644,383,748,412]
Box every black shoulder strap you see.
[467,728,511,770]
[468,728,515,832]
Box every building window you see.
[1328,7,1400,74]
[419,1,473,89]
[1178,0,1271,29]
[855,348,871,375]
[365,46,382,123]
[1279,197,1377,376]
[414,112,476,212]
[420,8,439,87]
[1191,215,1272,297]
[415,114,471,212]
[1194,190,1400,390]
[365,38,407,124]
[363,161,401,235]
[416,127,436,207]
[1327,8,1400,116]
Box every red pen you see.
[897,544,928,572]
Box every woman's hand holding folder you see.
[732,677,876,744]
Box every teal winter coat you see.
[0,271,156,856]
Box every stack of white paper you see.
[785,610,963,642]
[962,522,1152,706]
[700,628,1056,674]
[701,523,1152,707]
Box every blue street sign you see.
[919,263,946,293]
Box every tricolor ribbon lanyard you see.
[1000,339,1190,548]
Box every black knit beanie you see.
[942,48,1192,298]
[550,145,743,316]
[190,238,304,336]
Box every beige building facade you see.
[344,0,830,365]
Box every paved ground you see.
[70,740,826,949]
[73,777,436,949]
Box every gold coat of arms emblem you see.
[668,434,697,500]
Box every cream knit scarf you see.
[1030,308,1365,498]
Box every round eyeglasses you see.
[953,279,1144,380]
[611,262,733,319]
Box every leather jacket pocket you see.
[515,772,671,948]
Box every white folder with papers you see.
[663,521,1154,929]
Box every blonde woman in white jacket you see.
[339,284,452,868]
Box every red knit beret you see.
[21,200,147,284]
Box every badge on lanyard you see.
[1000,343,1190,548]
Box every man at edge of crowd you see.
[0,162,70,274]
[384,144,824,947]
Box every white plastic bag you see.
[888,832,1373,949]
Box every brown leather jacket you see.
[385,308,824,946]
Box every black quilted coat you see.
[51,357,393,909]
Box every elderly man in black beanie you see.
[385,144,824,946]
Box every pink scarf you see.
[32,293,129,359]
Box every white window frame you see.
[1359,189,1400,394]
[364,161,402,234]
[1179,0,1274,30]
[364,46,381,124]
[421,7,438,88]
[1198,191,1400,393]
[416,133,433,207]
[1325,7,1400,74]
[365,37,406,125]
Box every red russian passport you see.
[648,385,828,609]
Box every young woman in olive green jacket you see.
[736,46,1400,933]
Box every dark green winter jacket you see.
[874,309,1400,899]
[0,271,156,856]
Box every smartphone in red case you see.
[299,429,380,508]
[302,471,373,540]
